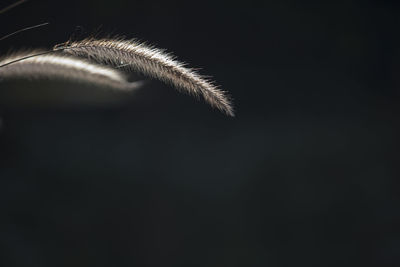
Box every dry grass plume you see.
[0,50,142,90]
[55,38,234,116]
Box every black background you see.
[1,0,400,266]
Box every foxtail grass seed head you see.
[0,50,142,90]
[56,38,234,116]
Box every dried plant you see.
[0,50,142,90]
[55,38,234,116]
[0,1,234,116]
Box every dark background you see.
[1,0,400,266]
